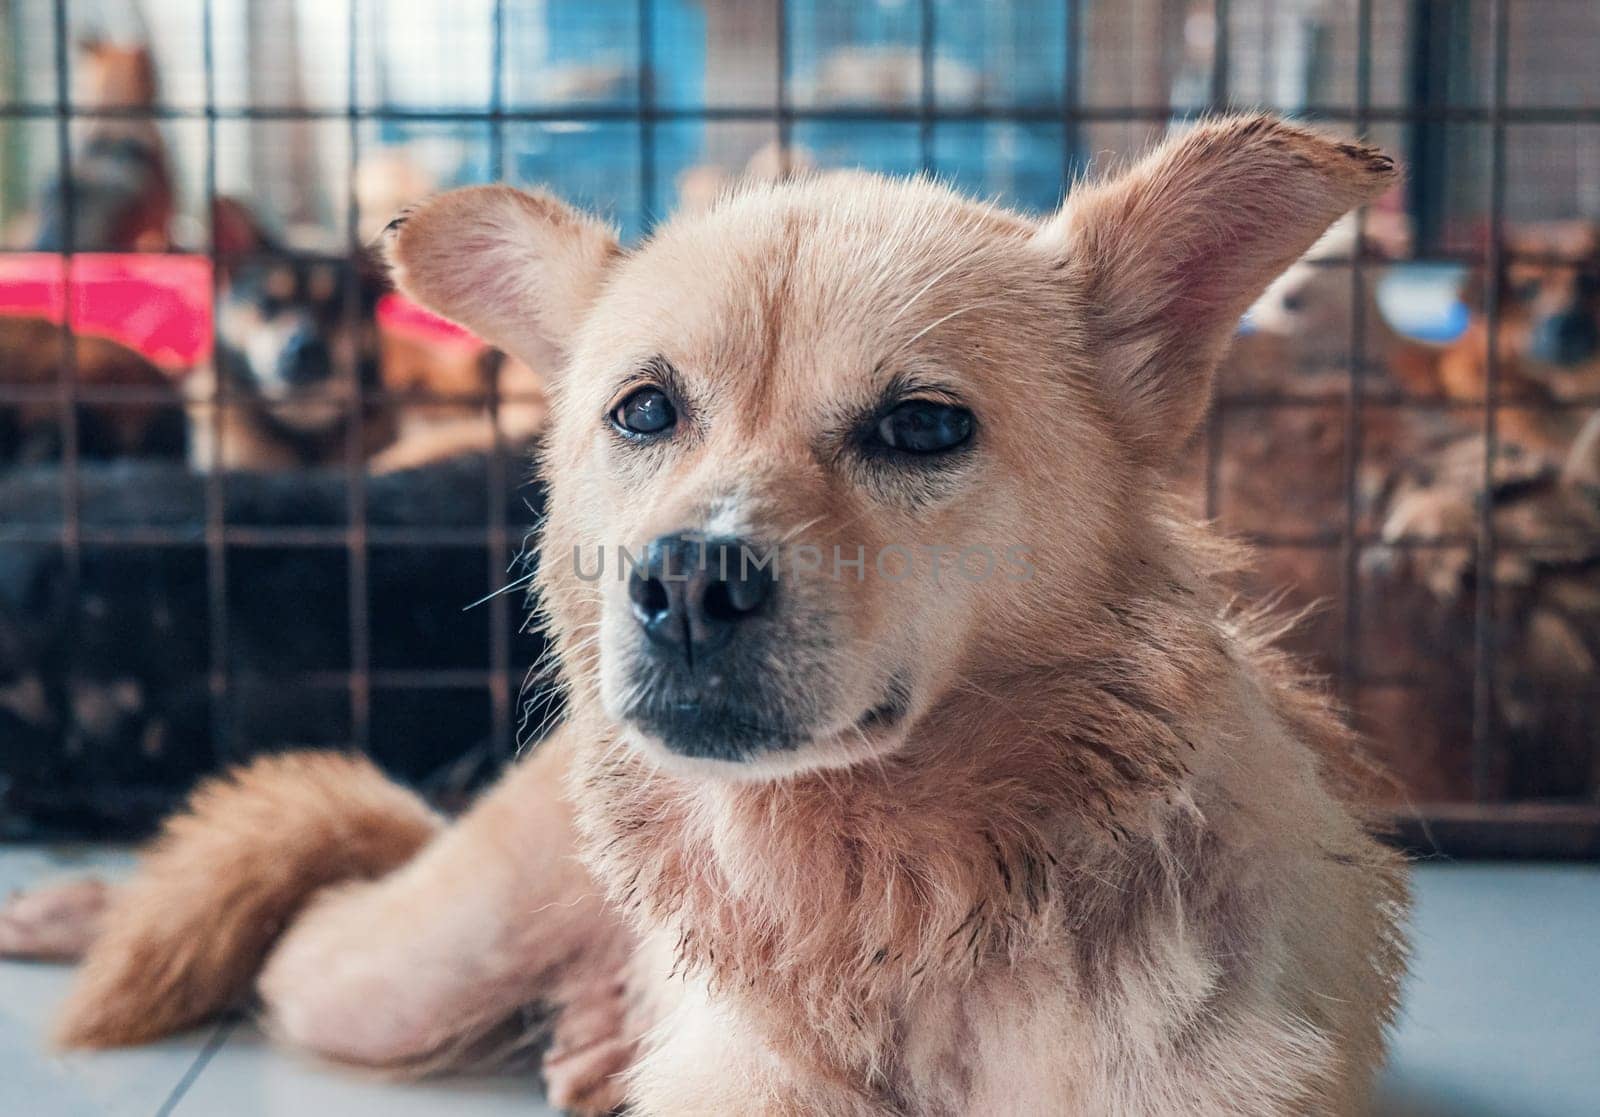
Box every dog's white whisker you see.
[460,569,540,612]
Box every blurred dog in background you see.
[0,452,552,838]
[1359,220,1600,800]
[32,38,174,254]
[5,30,549,476]
[184,199,397,471]
[191,195,554,474]
[1475,222,1600,399]
[1169,210,1600,802]
[0,36,186,464]
[1430,221,1600,451]
[0,317,185,464]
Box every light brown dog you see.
[3,116,1408,1116]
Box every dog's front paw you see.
[542,977,636,1115]
[0,878,111,962]
[544,1032,633,1115]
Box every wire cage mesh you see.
[0,0,1598,853]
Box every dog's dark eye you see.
[612,386,677,437]
[873,400,973,455]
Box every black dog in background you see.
[0,453,555,837]
[187,201,398,471]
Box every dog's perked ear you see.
[381,185,621,372]
[1036,114,1398,464]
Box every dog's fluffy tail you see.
[54,751,442,1049]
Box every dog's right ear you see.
[381,186,621,370]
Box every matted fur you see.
[24,115,1409,1116]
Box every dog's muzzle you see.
[616,533,912,765]
[622,532,799,761]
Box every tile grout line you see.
[151,1017,239,1117]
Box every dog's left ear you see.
[381,185,621,372]
[1036,114,1397,464]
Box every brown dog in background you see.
[3,116,1408,1115]
[32,39,174,254]
[0,316,186,463]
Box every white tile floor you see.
[3,847,1597,1116]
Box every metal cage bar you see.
[1060,0,1079,187]
[775,0,791,165]
[3,0,1598,855]
[8,102,1600,124]
[1337,0,1374,698]
[486,0,514,761]
[917,0,934,174]
[637,0,659,228]
[48,0,81,749]
[200,0,233,761]
[345,0,372,755]
[1202,0,1233,525]
[1472,0,1512,803]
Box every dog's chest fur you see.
[568,581,1404,1114]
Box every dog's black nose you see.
[278,329,331,386]
[629,533,774,663]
